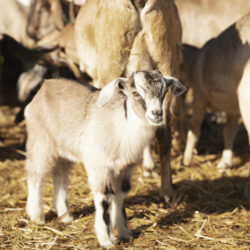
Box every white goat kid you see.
[25,70,185,248]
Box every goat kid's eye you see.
[132,91,140,98]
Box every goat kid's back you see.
[25,78,155,173]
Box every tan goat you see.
[182,13,250,197]
[16,22,82,104]
[74,0,183,203]
[175,0,250,47]
[15,0,82,103]
[0,0,35,48]
[0,0,67,49]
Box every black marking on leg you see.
[123,100,127,120]
[102,200,110,227]
[104,184,114,195]
[121,177,131,193]
[122,203,127,221]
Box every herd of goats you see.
[0,0,250,248]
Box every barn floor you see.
[0,105,249,250]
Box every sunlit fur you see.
[25,70,181,248]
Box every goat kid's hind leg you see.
[26,140,54,225]
[26,131,57,224]
[217,114,239,173]
[26,162,46,225]
[111,175,133,241]
[53,158,73,223]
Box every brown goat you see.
[74,0,184,203]
[181,13,250,197]
[176,0,250,47]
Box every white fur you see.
[26,172,45,224]
[217,149,233,173]
[145,97,163,125]
[16,0,32,7]
[111,192,132,240]
[25,71,172,247]
[93,193,115,248]
[142,145,155,172]
[183,130,197,166]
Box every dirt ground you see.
[0,105,249,250]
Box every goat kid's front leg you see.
[111,177,133,241]
[93,192,115,248]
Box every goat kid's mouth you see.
[146,115,164,126]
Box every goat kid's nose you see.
[152,110,163,119]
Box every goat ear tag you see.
[96,78,127,107]
[164,76,187,96]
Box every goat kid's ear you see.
[96,77,128,107]
[163,76,187,96]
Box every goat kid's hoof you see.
[119,231,133,242]
[60,214,74,224]
[143,169,158,178]
[110,232,118,245]
[99,238,114,249]
[182,158,191,167]
[29,215,45,225]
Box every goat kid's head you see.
[96,70,186,126]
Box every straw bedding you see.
[0,106,249,249]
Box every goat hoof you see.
[162,190,177,206]
[99,238,114,249]
[151,170,159,178]
[216,162,231,173]
[182,157,191,167]
[60,214,74,223]
[30,215,45,225]
[119,230,133,242]
[110,233,118,244]
[164,194,174,205]
[143,169,158,178]
[143,169,151,177]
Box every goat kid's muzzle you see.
[145,98,164,126]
